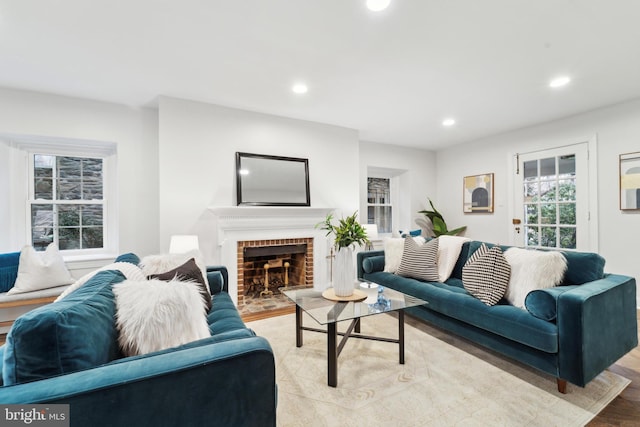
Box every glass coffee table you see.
[282,283,427,387]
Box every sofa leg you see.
[557,378,567,394]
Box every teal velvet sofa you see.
[0,253,277,427]
[357,240,638,393]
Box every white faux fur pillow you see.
[9,244,74,295]
[113,279,210,356]
[140,251,209,289]
[383,236,426,273]
[503,248,567,308]
[437,235,471,282]
[55,262,146,302]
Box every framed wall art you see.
[463,173,494,213]
[619,152,640,210]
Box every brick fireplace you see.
[209,207,333,312]
[237,237,314,308]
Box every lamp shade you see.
[362,224,379,240]
[169,235,199,254]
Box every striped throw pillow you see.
[396,237,439,282]
[462,243,511,306]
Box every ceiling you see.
[2,0,640,150]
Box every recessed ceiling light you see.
[367,0,391,12]
[292,83,308,94]
[549,76,571,88]
[442,118,456,127]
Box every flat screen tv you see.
[236,152,310,206]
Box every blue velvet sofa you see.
[357,240,638,393]
[0,253,277,427]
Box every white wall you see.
[0,87,159,260]
[436,98,640,306]
[359,141,437,235]
[158,96,360,263]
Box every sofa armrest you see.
[207,265,229,293]
[0,336,276,427]
[357,250,385,280]
[556,274,638,387]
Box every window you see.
[1,133,117,257]
[367,177,392,234]
[30,154,105,251]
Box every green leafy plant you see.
[418,198,467,237]
[317,211,370,250]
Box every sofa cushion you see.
[437,236,471,282]
[560,251,606,285]
[363,255,385,274]
[524,285,580,321]
[114,279,211,356]
[0,252,20,293]
[2,270,125,385]
[396,237,439,282]
[383,236,426,273]
[363,271,559,353]
[462,244,511,306]
[207,292,248,336]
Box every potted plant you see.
[418,198,467,236]
[317,211,369,297]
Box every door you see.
[512,143,590,250]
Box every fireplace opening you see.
[237,238,313,320]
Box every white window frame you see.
[367,167,403,237]
[3,133,118,261]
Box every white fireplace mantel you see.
[208,206,335,305]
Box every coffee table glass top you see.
[282,283,427,325]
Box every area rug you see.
[247,313,630,427]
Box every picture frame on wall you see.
[463,173,494,213]
[619,152,640,210]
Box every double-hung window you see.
[30,154,105,251]
[367,177,393,234]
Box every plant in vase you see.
[317,211,370,297]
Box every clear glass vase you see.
[333,246,355,297]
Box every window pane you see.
[523,160,537,181]
[558,180,576,201]
[559,155,576,177]
[539,157,556,179]
[559,227,576,249]
[31,204,54,251]
[57,178,81,200]
[559,203,576,225]
[368,206,392,234]
[524,204,538,224]
[539,181,556,202]
[82,158,103,199]
[58,205,80,227]
[540,227,557,247]
[540,204,556,224]
[525,226,539,246]
[82,227,103,249]
[367,178,390,204]
[59,228,80,250]
[524,182,538,202]
[34,154,54,200]
[82,205,103,226]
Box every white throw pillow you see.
[503,248,567,308]
[140,251,209,289]
[8,244,74,295]
[383,236,426,273]
[113,279,211,357]
[437,235,471,282]
[55,262,146,302]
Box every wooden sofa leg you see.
[557,378,567,394]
